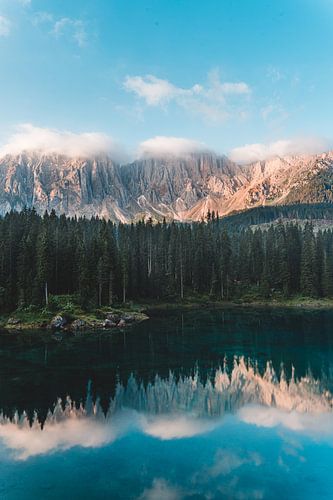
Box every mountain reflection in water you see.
[1,309,333,499]
[0,357,332,460]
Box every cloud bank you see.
[229,137,331,164]
[238,405,333,437]
[138,136,208,158]
[0,124,127,162]
[0,411,219,461]
[0,125,331,163]
[1,405,333,461]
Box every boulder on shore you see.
[122,314,136,323]
[106,312,121,323]
[50,315,67,330]
[71,319,87,331]
[103,319,117,329]
[7,318,21,326]
[117,319,126,328]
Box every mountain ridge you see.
[0,150,333,221]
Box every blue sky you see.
[0,0,332,161]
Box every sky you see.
[0,0,332,162]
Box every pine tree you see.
[300,224,317,297]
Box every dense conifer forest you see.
[221,202,333,228]
[0,206,333,313]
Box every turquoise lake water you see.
[0,308,333,499]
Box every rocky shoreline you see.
[3,310,149,333]
[3,296,333,334]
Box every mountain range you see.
[0,150,333,222]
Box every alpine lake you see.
[1,307,333,499]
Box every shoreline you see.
[144,298,333,315]
[2,296,333,333]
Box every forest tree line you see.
[221,202,333,228]
[0,208,333,312]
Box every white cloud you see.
[1,403,333,462]
[52,17,87,47]
[142,415,218,440]
[0,15,11,37]
[124,70,251,123]
[32,11,53,26]
[0,124,127,161]
[229,137,331,164]
[261,104,277,121]
[207,449,262,477]
[0,126,209,161]
[266,66,285,83]
[206,68,251,98]
[0,410,218,461]
[123,75,200,107]
[139,479,182,500]
[30,12,87,46]
[238,405,333,438]
[0,410,138,461]
[138,136,209,158]
[260,102,289,126]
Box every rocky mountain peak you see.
[0,149,332,222]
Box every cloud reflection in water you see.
[0,357,332,461]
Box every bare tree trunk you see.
[108,270,113,306]
[45,281,49,306]
[148,237,152,278]
[221,270,224,299]
[210,263,215,296]
[98,283,102,307]
[55,228,59,294]
[123,275,126,304]
[180,253,184,300]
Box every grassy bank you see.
[1,294,333,332]
[144,296,333,315]
[0,295,149,332]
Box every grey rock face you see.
[0,151,332,222]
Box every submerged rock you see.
[51,332,63,342]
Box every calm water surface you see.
[0,308,333,499]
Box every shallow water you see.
[0,308,333,499]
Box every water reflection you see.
[1,308,333,419]
[1,310,333,499]
[1,357,333,461]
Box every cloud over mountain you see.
[0,124,127,162]
[229,137,331,164]
[138,136,209,158]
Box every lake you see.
[0,308,333,499]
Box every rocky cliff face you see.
[0,150,332,221]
